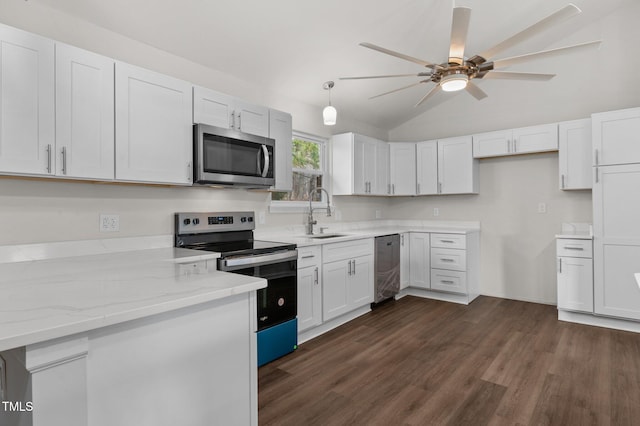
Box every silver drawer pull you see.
[564,247,584,251]
[301,255,315,259]
[441,280,455,284]
[440,240,455,243]
[441,258,455,262]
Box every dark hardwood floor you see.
[258,296,640,425]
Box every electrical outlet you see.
[100,214,120,232]
[258,211,266,225]
[433,208,439,217]
[375,209,382,219]
[538,203,547,214]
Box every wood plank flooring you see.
[258,296,640,425]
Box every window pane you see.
[272,173,322,201]
[293,138,321,171]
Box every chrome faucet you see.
[306,187,331,235]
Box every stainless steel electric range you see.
[175,211,297,366]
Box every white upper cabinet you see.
[0,24,54,175]
[438,136,478,194]
[473,123,558,158]
[55,43,114,180]
[193,86,269,137]
[416,141,438,195]
[592,107,640,166]
[389,142,416,196]
[558,118,592,190]
[332,133,389,196]
[269,109,293,191]
[115,62,193,184]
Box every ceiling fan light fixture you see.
[322,81,337,126]
[440,73,469,92]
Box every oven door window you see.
[203,134,273,178]
[231,260,296,331]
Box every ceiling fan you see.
[340,3,601,106]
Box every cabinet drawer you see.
[431,248,466,271]
[298,245,321,269]
[556,239,592,258]
[431,233,466,249]
[431,269,467,294]
[322,238,374,264]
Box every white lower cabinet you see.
[409,233,430,289]
[297,246,322,332]
[556,238,593,313]
[322,239,374,321]
[400,233,411,290]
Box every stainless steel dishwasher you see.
[373,234,400,305]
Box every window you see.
[271,132,327,211]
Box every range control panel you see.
[175,211,255,234]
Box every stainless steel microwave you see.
[193,124,275,187]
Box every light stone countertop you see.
[0,247,265,352]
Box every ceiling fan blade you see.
[340,72,432,80]
[369,80,429,100]
[449,7,472,65]
[481,71,555,81]
[360,42,437,69]
[493,40,601,69]
[465,82,488,100]
[476,4,581,62]
[415,85,440,107]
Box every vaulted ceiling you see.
[31,0,634,131]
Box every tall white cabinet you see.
[115,62,193,184]
[0,24,55,175]
[592,107,640,320]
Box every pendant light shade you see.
[322,81,337,126]
[323,105,337,126]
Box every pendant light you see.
[322,81,337,126]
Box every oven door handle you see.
[220,249,298,271]
[261,144,270,178]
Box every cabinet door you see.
[513,123,558,154]
[594,245,640,320]
[409,233,430,289]
[349,255,374,307]
[0,25,55,175]
[389,142,416,195]
[234,100,269,137]
[353,135,368,195]
[593,164,640,241]
[374,141,389,195]
[559,119,592,190]
[592,107,640,166]
[472,130,510,158]
[297,265,321,332]
[269,109,292,191]
[193,85,233,128]
[416,140,438,195]
[322,260,350,321]
[438,136,477,194]
[400,233,411,290]
[55,43,114,180]
[557,257,593,313]
[115,62,193,184]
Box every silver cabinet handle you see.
[352,259,356,275]
[61,146,67,175]
[440,239,454,243]
[417,182,421,194]
[438,182,442,194]
[392,184,395,194]
[441,258,455,262]
[401,234,405,246]
[594,149,599,166]
[348,259,352,275]
[301,255,315,259]
[561,174,565,189]
[513,139,517,152]
[187,161,192,182]
[387,183,391,194]
[559,258,562,273]
[507,140,512,153]
[230,111,235,129]
[314,267,319,285]
[46,144,52,173]
[441,280,455,284]
[237,112,242,131]
[564,246,584,251]
[595,168,599,184]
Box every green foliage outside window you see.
[272,137,324,202]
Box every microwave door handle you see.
[261,145,270,178]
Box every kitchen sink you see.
[305,233,349,239]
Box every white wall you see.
[0,0,388,245]
[385,3,640,304]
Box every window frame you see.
[269,131,329,213]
